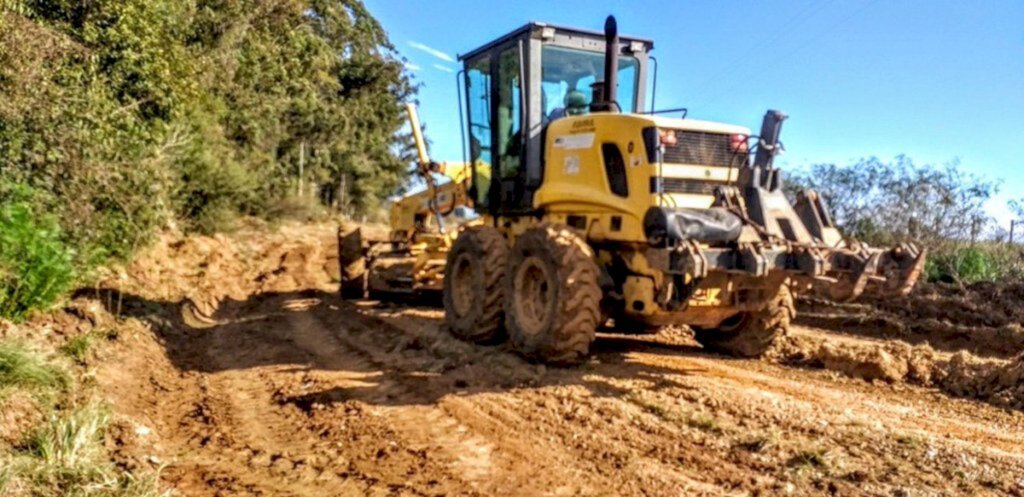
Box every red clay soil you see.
[30,222,1024,496]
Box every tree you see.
[1010,199,1024,221]
[786,156,999,246]
[1,0,416,256]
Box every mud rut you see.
[91,226,1024,497]
[94,293,1024,497]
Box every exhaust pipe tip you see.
[593,15,620,111]
[604,15,618,40]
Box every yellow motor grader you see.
[338,103,481,298]
[340,16,925,364]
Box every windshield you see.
[541,45,639,122]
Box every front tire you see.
[443,226,508,343]
[692,285,794,357]
[505,224,601,365]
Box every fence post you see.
[298,141,306,197]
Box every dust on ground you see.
[24,222,1024,496]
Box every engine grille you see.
[662,130,745,168]
[651,177,731,196]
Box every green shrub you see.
[0,186,76,321]
[174,112,258,234]
[926,244,1023,284]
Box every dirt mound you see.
[97,222,340,314]
[896,281,1024,328]
[798,282,1024,359]
[771,334,937,383]
[941,352,1024,410]
[772,333,1024,410]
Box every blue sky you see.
[366,0,1024,226]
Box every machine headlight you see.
[730,134,749,153]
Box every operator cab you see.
[458,21,653,215]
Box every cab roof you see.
[457,21,655,62]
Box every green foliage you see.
[0,341,70,394]
[0,183,76,321]
[0,1,416,313]
[0,338,159,496]
[927,246,998,284]
[926,243,1024,284]
[1010,198,1024,223]
[787,156,998,247]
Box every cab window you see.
[496,47,522,179]
[541,45,639,122]
[465,55,492,208]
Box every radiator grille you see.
[651,177,730,196]
[662,130,746,168]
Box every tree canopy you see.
[786,156,998,247]
[1,0,415,263]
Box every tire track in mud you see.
[628,339,1024,457]
[160,291,611,496]
[290,299,622,496]
[111,292,1024,496]
[356,304,1024,496]
[91,224,1024,496]
[154,301,382,496]
[353,305,750,496]
[357,307,841,495]
[279,303,510,495]
[192,299,475,496]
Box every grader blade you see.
[866,243,928,298]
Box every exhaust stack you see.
[603,15,619,108]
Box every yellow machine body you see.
[341,18,924,364]
[513,113,774,328]
[536,113,748,243]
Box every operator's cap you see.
[565,90,588,116]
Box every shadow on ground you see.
[83,288,714,410]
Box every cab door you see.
[493,44,530,214]
[464,54,494,212]
[464,42,532,216]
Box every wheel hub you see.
[718,312,750,333]
[450,253,475,317]
[514,256,552,336]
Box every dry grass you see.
[0,341,69,398]
[0,340,167,497]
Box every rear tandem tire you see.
[338,226,367,300]
[505,224,602,366]
[692,285,794,358]
[443,226,508,343]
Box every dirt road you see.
[89,224,1024,496]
